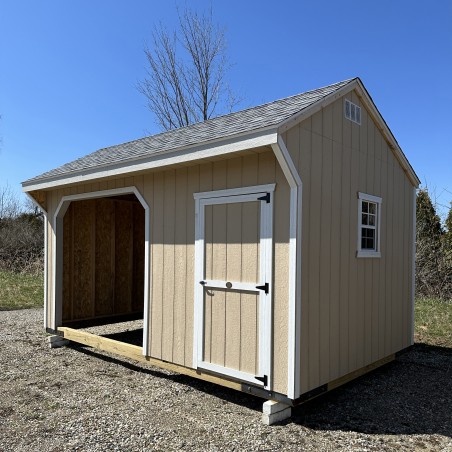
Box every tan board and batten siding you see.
[44,150,291,395]
[41,86,414,400]
[282,90,414,394]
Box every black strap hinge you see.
[256,282,269,294]
[257,192,270,203]
[255,375,268,386]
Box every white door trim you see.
[193,184,275,388]
[52,186,151,356]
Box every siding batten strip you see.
[271,136,302,400]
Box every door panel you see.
[194,185,274,388]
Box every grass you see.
[415,297,452,347]
[0,269,451,348]
[0,270,44,311]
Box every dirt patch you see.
[1,309,451,451]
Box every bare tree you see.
[138,7,239,131]
[0,183,21,219]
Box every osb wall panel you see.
[283,89,415,394]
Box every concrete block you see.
[49,339,69,349]
[47,335,69,348]
[47,335,65,343]
[262,400,292,425]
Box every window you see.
[357,192,382,258]
[345,99,361,125]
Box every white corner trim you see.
[271,136,302,400]
[23,128,279,192]
[43,213,48,329]
[411,187,416,345]
[52,186,152,356]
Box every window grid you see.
[357,193,382,258]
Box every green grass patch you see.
[415,297,452,347]
[0,270,44,310]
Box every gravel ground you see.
[0,309,451,451]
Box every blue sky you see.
[1,1,451,218]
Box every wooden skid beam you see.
[58,326,398,408]
[58,327,246,393]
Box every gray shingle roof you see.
[24,79,353,184]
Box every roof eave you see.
[22,126,279,192]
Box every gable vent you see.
[345,99,361,125]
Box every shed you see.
[23,77,420,424]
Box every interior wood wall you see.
[283,89,415,395]
[62,197,145,322]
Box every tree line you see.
[416,189,452,300]
[1,184,451,300]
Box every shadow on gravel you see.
[290,343,452,438]
[69,336,451,437]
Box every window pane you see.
[369,214,375,226]
[362,201,369,213]
[369,202,376,214]
[362,213,368,225]
[351,104,356,121]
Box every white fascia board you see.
[277,80,357,135]
[278,78,420,188]
[22,127,278,192]
[353,80,420,187]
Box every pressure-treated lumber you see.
[58,326,399,410]
[58,327,245,392]
[327,353,395,391]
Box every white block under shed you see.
[262,400,292,425]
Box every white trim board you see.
[278,78,420,188]
[193,185,275,389]
[52,186,152,356]
[23,129,278,192]
[271,137,302,400]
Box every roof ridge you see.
[93,78,355,154]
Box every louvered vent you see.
[344,99,361,125]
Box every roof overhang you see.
[22,127,279,192]
[278,78,420,187]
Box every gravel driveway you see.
[1,309,451,451]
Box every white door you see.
[193,184,274,389]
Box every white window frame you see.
[345,98,361,125]
[357,192,382,258]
